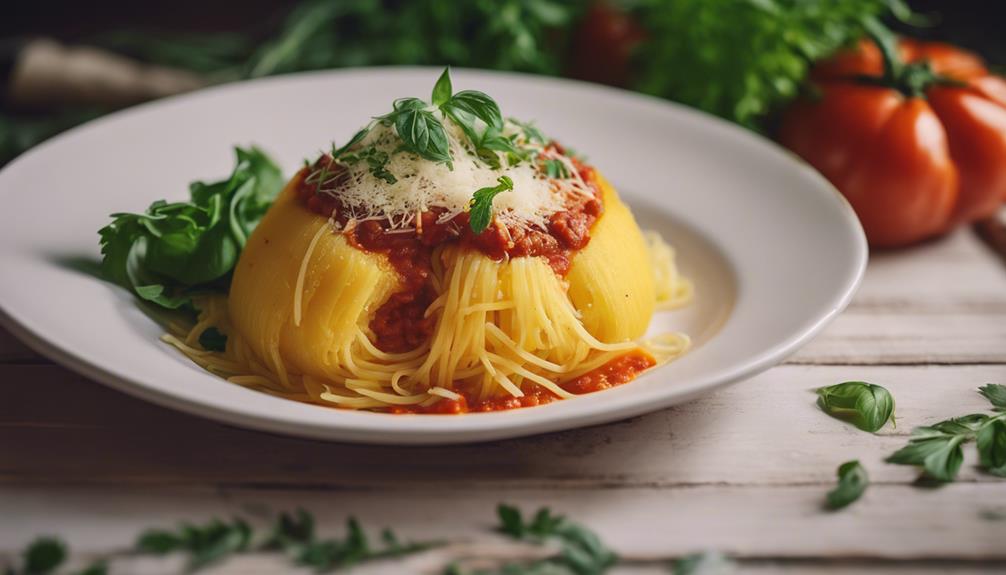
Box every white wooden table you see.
[2,228,1005,574]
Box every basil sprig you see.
[468,176,514,234]
[826,460,869,510]
[816,381,895,433]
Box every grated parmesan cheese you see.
[313,119,592,232]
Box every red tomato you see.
[780,38,1006,248]
[569,2,645,87]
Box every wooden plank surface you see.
[2,229,1006,574]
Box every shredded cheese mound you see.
[312,119,593,232]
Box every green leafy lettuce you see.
[98,147,283,311]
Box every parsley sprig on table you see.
[444,505,616,575]
[9,506,720,575]
[886,384,1006,481]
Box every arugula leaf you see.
[23,538,66,575]
[98,147,283,312]
[469,176,514,234]
[816,381,895,432]
[826,460,868,510]
[979,384,1006,410]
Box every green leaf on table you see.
[135,518,253,571]
[977,418,1006,477]
[825,460,868,510]
[469,176,514,234]
[816,381,895,432]
[886,413,998,482]
[492,504,616,575]
[979,384,1006,410]
[23,538,67,574]
[673,551,737,575]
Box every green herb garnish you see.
[816,381,895,433]
[98,147,283,312]
[135,510,436,573]
[197,327,228,352]
[468,176,514,234]
[980,383,1006,409]
[826,460,868,510]
[485,504,616,575]
[887,385,1006,481]
[543,158,570,179]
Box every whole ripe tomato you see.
[569,2,645,88]
[779,32,1006,248]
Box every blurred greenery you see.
[0,0,951,166]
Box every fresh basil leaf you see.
[443,90,503,130]
[826,460,868,510]
[23,538,66,574]
[332,125,371,159]
[979,384,1006,410]
[469,176,514,234]
[509,118,546,144]
[816,381,894,432]
[543,158,570,179]
[432,67,453,107]
[393,106,452,165]
[977,418,1006,477]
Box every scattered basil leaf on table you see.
[816,381,895,432]
[826,460,869,510]
[23,538,66,574]
[673,551,737,575]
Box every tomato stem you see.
[860,17,961,99]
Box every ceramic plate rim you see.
[0,67,867,444]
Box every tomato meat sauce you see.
[294,148,651,413]
[387,350,657,414]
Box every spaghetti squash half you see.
[165,70,692,413]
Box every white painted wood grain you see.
[2,363,1003,487]
[2,483,1005,563]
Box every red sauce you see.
[386,351,656,414]
[295,147,603,354]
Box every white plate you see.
[0,68,866,444]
